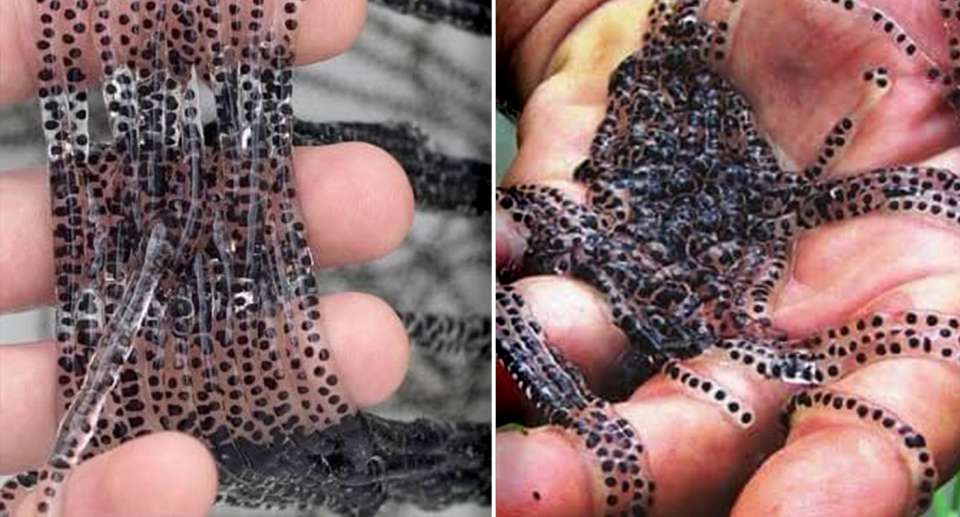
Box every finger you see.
[497,353,799,517]
[325,292,409,408]
[496,429,595,517]
[497,0,651,107]
[732,359,960,517]
[494,276,628,418]
[0,0,366,105]
[737,428,913,517]
[497,234,960,517]
[296,142,414,270]
[0,291,410,473]
[502,0,653,186]
[496,184,960,415]
[496,210,960,516]
[10,432,217,517]
[0,141,414,313]
[496,179,585,268]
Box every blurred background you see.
[0,3,491,516]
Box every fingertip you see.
[321,292,409,407]
[733,427,910,517]
[0,341,59,474]
[0,168,54,312]
[1,0,366,107]
[0,0,38,107]
[496,208,527,270]
[295,143,414,268]
[611,357,799,516]
[494,275,629,424]
[496,180,585,270]
[512,276,627,388]
[61,432,217,517]
[505,99,599,184]
[296,0,367,64]
[496,429,596,517]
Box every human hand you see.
[496,0,960,515]
[0,0,414,515]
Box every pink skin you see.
[0,0,369,105]
[0,1,417,515]
[497,0,960,516]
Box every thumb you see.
[499,0,656,186]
